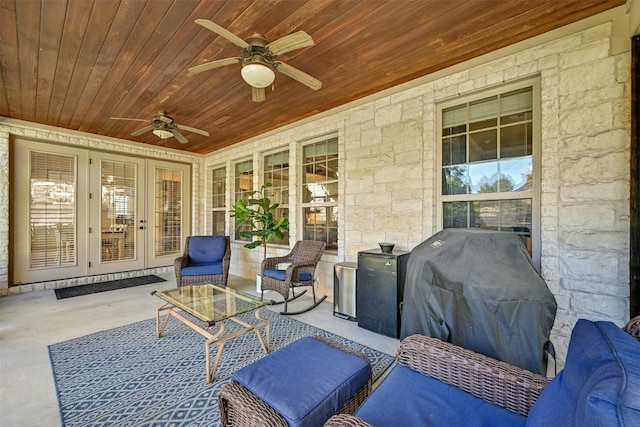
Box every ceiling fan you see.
[188,19,322,102]
[109,111,209,144]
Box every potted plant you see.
[232,182,290,289]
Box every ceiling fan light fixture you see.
[241,63,275,88]
[153,129,174,139]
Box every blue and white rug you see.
[49,309,395,427]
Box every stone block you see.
[559,251,618,281]
[559,151,627,181]
[559,204,616,228]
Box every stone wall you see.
[0,16,631,367]
[203,20,631,366]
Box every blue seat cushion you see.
[263,269,313,282]
[355,365,526,427]
[527,319,640,427]
[231,336,370,427]
[181,261,223,276]
[188,236,226,264]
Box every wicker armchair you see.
[260,240,326,315]
[324,334,552,427]
[174,235,230,287]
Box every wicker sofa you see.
[325,318,640,427]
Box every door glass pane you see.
[101,160,136,262]
[30,152,76,268]
[155,168,182,256]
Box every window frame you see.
[436,78,541,270]
[299,134,339,252]
[233,158,254,242]
[210,166,226,236]
[263,149,290,246]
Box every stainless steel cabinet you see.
[356,249,409,338]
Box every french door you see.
[12,140,190,284]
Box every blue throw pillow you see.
[527,319,640,427]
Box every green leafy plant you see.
[232,182,290,260]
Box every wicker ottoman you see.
[219,336,372,427]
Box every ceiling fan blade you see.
[194,19,251,49]
[274,62,322,91]
[171,129,189,144]
[176,124,209,137]
[251,87,266,102]
[188,57,241,75]
[130,125,155,136]
[110,117,148,123]
[267,31,314,56]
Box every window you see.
[234,159,253,241]
[264,150,289,245]
[301,136,338,251]
[211,167,226,235]
[29,151,77,268]
[438,82,539,264]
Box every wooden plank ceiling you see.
[0,0,625,155]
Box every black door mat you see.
[54,275,167,299]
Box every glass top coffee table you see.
[152,283,270,383]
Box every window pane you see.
[154,168,182,257]
[301,136,339,249]
[472,199,532,234]
[501,123,532,158]
[211,211,225,236]
[500,87,532,116]
[234,160,253,241]
[469,129,497,162]
[442,166,468,195]
[443,104,467,128]
[469,161,499,194]
[101,160,137,262]
[303,207,338,250]
[499,157,533,192]
[264,150,289,245]
[443,135,466,166]
[211,167,226,209]
[443,201,468,228]
[30,152,76,268]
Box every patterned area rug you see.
[49,309,395,427]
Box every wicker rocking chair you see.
[260,240,326,315]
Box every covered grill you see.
[400,228,556,374]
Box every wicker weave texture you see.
[173,236,231,287]
[219,336,372,427]
[324,414,374,427]
[396,334,551,417]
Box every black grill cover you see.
[400,229,556,374]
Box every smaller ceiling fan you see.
[188,19,322,102]
[109,111,209,144]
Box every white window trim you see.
[299,133,339,253]
[436,78,541,270]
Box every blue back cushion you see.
[188,236,226,264]
[232,336,370,427]
[355,365,526,427]
[527,319,640,427]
